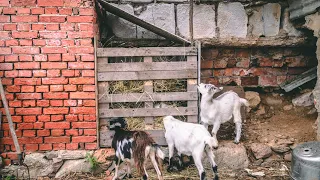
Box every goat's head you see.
[109,117,127,130]
[197,83,223,95]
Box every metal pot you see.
[291,141,320,180]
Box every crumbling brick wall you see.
[201,47,317,87]
[0,0,98,165]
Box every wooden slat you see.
[98,70,197,81]
[97,61,197,72]
[94,36,100,149]
[99,107,198,118]
[99,92,197,103]
[99,129,166,147]
[97,47,197,57]
[144,57,154,126]
[187,79,198,123]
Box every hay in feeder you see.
[109,81,144,94]
[154,79,187,93]
[125,117,145,131]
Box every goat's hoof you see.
[214,175,219,180]
[167,166,179,172]
[234,140,240,144]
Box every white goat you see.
[198,83,249,145]
[163,116,219,180]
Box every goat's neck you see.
[200,94,214,106]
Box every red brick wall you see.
[201,47,317,87]
[0,0,98,165]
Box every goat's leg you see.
[234,122,242,144]
[149,149,163,180]
[112,157,120,180]
[205,149,219,180]
[211,122,221,144]
[125,160,133,178]
[192,152,205,180]
[167,143,176,172]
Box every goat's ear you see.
[219,87,223,91]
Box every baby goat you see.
[110,117,164,180]
[198,83,249,145]
[163,116,219,180]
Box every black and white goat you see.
[198,83,249,145]
[163,116,219,180]
[109,117,165,180]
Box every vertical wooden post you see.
[197,41,201,123]
[187,56,198,123]
[0,78,21,154]
[144,57,154,129]
[94,36,100,149]
[189,0,194,45]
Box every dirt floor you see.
[48,91,318,180]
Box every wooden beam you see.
[99,92,198,103]
[99,107,198,118]
[97,61,197,72]
[98,70,197,81]
[97,47,197,57]
[97,0,190,44]
[94,36,100,149]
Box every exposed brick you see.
[23,130,36,137]
[70,92,95,99]
[66,114,78,122]
[9,100,22,107]
[68,62,94,69]
[39,15,66,23]
[83,115,95,121]
[83,85,94,92]
[33,70,46,77]
[67,31,94,39]
[44,7,58,14]
[64,100,77,106]
[32,24,45,31]
[11,16,38,23]
[35,86,49,93]
[3,24,16,30]
[72,122,95,129]
[60,23,74,31]
[53,143,66,150]
[34,122,44,129]
[21,85,34,92]
[31,8,44,15]
[41,47,67,54]
[12,47,39,54]
[11,0,36,6]
[241,76,259,86]
[14,78,40,85]
[6,85,20,92]
[51,115,63,122]
[50,85,63,92]
[79,24,94,31]
[0,0,9,6]
[20,39,33,46]
[37,100,50,107]
[16,108,42,115]
[3,8,16,14]
[64,85,77,91]
[0,16,10,22]
[38,115,50,122]
[43,107,69,115]
[42,92,68,100]
[0,63,12,70]
[17,123,33,129]
[37,129,50,136]
[15,62,40,69]
[51,129,64,136]
[23,116,36,122]
[66,129,78,136]
[79,8,94,15]
[62,54,75,61]
[66,143,78,150]
[72,136,96,143]
[39,144,52,150]
[259,76,278,87]
[44,137,70,143]
[18,70,32,77]
[5,71,18,78]
[83,100,95,107]
[0,47,11,54]
[47,70,60,77]
[50,100,63,107]
[41,62,66,69]
[19,55,33,62]
[39,31,66,38]
[70,107,95,114]
[17,8,30,14]
[33,39,46,46]
[17,93,41,100]
[38,0,63,6]
[67,16,94,23]
[69,77,94,85]
[42,77,68,85]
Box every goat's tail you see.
[204,136,218,150]
[240,98,249,107]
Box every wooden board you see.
[99,129,166,147]
[97,61,197,72]
[98,70,197,81]
[99,92,197,103]
[97,47,197,57]
[99,107,198,118]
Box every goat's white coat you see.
[163,116,218,179]
[198,83,249,144]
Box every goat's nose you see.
[213,146,218,150]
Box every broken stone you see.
[266,96,283,106]
[282,8,303,36]
[245,168,265,177]
[218,2,248,38]
[248,6,263,37]
[308,108,317,114]
[271,146,291,153]
[292,92,314,107]
[107,4,137,39]
[256,105,266,115]
[263,3,281,36]
[214,141,249,170]
[252,159,264,166]
[177,4,216,39]
[52,158,63,173]
[250,143,273,159]
[58,150,92,160]
[55,159,92,178]
[0,156,2,167]
[24,153,55,178]
[284,153,292,162]
[245,91,261,109]
[0,165,28,179]
[261,154,281,168]
[283,104,293,111]
[137,4,175,39]
[276,139,294,146]
[93,149,115,167]
[45,151,58,160]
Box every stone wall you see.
[201,47,317,87]
[0,0,98,165]
[103,1,302,39]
